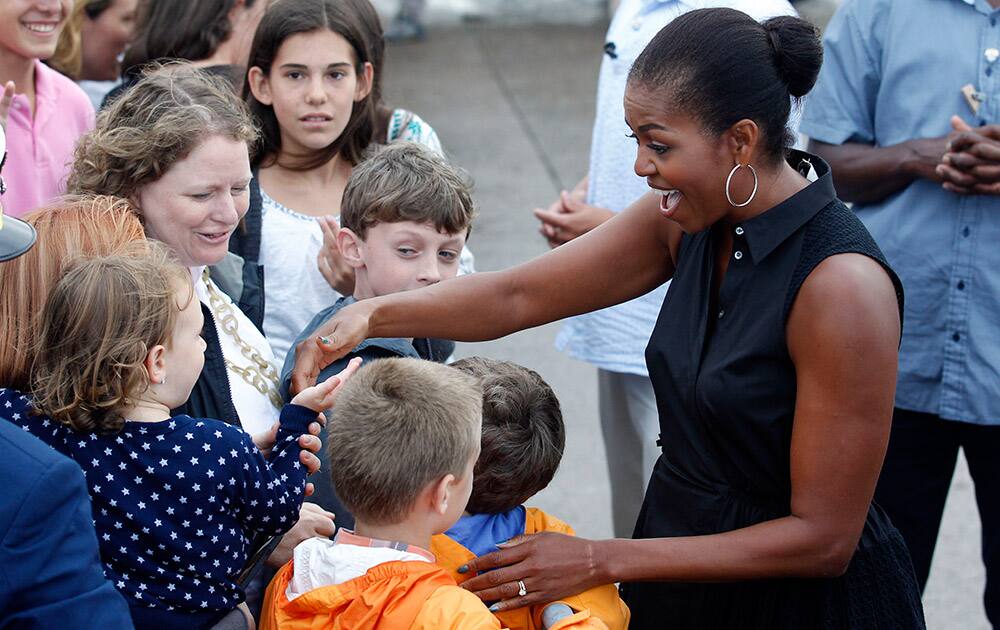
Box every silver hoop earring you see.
[725,163,758,208]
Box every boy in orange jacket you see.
[432,358,630,630]
[261,358,501,629]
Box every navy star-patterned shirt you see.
[0,388,312,616]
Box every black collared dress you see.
[621,151,926,629]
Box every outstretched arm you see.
[458,253,901,608]
[291,191,678,392]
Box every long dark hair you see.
[123,0,261,74]
[244,0,382,170]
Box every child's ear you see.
[430,474,456,516]
[247,66,273,106]
[144,344,168,387]
[354,62,374,102]
[337,228,366,269]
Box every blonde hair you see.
[68,63,258,201]
[47,1,86,78]
[328,358,483,525]
[31,243,191,434]
[0,196,146,391]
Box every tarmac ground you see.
[382,22,989,630]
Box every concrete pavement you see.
[382,23,988,629]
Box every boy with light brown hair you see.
[261,357,503,629]
[278,141,475,528]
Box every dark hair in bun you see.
[629,8,823,163]
[764,15,823,98]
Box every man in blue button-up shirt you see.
[802,0,1000,623]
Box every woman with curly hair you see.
[68,64,337,575]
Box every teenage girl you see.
[237,0,459,364]
[0,244,359,628]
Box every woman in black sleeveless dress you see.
[289,8,925,629]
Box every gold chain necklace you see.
[201,269,283,409]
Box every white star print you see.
[0,390,311,615]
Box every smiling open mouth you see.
[21,22,59,34]
[651,188,683,217]
[197,230,231,242]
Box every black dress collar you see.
[737,149,837,265]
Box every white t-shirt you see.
[259,191,342,364]
[555,0,797,377]
[286,537,430,600]
[193,266,281,436]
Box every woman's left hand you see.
[457,532,608,612]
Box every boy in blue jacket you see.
[279,142,475,529]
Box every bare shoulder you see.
[788,253,901,356]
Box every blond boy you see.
[261,358,502,629]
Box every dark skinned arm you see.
[459,252,901,610]
[809,137,950,205]
[290,191,678,393]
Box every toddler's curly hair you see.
[31,243,191,434]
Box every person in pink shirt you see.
[0,0,94,218]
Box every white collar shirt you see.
[556,0,797,376]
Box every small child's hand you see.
[291,357,363,411]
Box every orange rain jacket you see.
[430,508,630,630]
[260,558,504,630]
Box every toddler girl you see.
[0,244,356,628]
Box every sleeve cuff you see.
[278,403,315,434]
[799,118,871,146]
